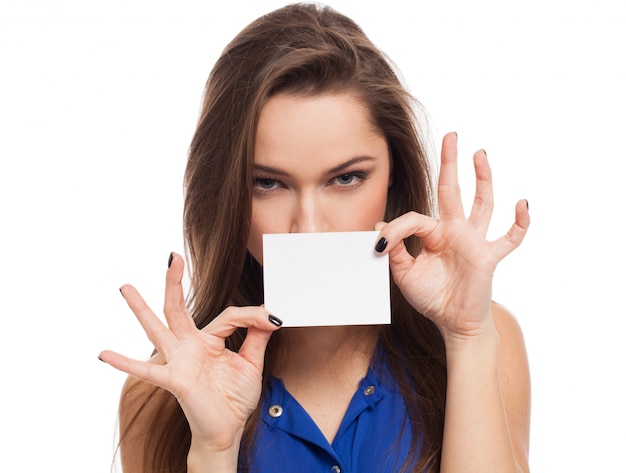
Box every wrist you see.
[187,437,241,473]
[441,317,500,359]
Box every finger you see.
[438,132,465,219]
[99,350,172,390]
[467,149,494,234]
[375,211,438,275]
[163,252,196,337]
[238,327,274,373]
[120,284,176,356]
[491,199,531,260]
[375,211,438,252]
[204,306,283,340]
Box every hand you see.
[375,132,529,341]
[99,253,282,451]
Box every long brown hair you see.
[121,3,447,472]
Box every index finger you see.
[205,306,283,340]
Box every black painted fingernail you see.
[482,149,487,157]
[268,314,283,327]
[98,355,105,363]
[375,237,388,253]
[525,199,529,210]
[119,287,125,298]
[168,252,173,268]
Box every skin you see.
[249,92,392,443]
[100,92,531,473]
[247,92,391,259]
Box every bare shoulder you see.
[492,301,526,344]
[491,301,531,472]
[491,301,530,383]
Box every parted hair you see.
[120,3,447,472]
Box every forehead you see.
[254,92,387,167]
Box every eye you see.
[337,173,356,185]
[254,178,278,190]
[330,171,367,188]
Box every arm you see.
[441,302,530,473]
[375,132,530,471]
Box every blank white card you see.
[263,231,390,327]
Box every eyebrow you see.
[253,156,376,177]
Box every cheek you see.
[248,202,285,265]
[330,190,388,232]
[350,182,389,228]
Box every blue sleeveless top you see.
[240,351,420,472]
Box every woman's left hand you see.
[375,132,529,341]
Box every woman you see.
[100,3,531,472]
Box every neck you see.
[272,325,380,384]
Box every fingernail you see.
[119,287,125,298]
[168,252,173,268]
[525,199,529,210]
[268,314,283,327]
[482,149,487,157]
[375,237,388,253]
[98,355,105,363]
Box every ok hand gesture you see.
[375,132,529,341]
[99,253,282,451]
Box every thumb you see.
[238,327,275,373]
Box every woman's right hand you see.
[99,252,282,454]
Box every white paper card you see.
[263,231,390,327]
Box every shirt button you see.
[331,466,341,473]
[364,385,375,396]
[268,405,283,418]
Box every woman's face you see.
[248,92,391,263]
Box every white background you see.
[1,0,624,471]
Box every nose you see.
[289,191,327,233]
